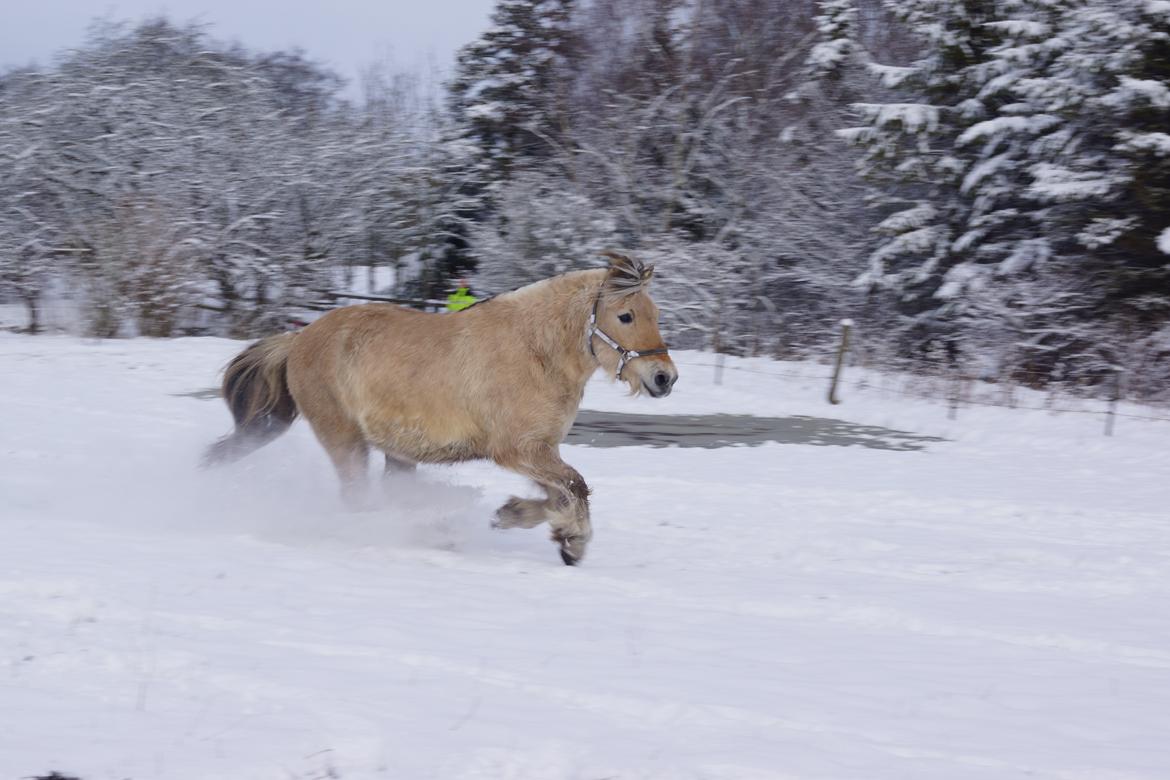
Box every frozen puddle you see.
[569,410,945,450]
[180,388,944,451]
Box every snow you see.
[808,38,851,70]
[1159,227,1170,255]
[1109,77,1170,109]
[1028,164,1117,202]
[3,334,1170,779]
[982,20,1051,38]
[465,101,506,122]
[961,153,1011,194]
[875,203,937,234]
[865,63,914,88]
[1117,131,1170,156]
[956,115,1059,146]
[935,262,984,299]
[1078,218,1139,251]
[998,238,1050,275]
[852,103,939,134]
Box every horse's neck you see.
[522,270,605,388]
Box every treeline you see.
[2,2,1169,398]
[0,20,467,337]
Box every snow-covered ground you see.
[2,333,1169,780]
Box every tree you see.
[839,0,1033,365]
[449,0,579,184]
[1011,0,1170,380]
[0,69,56,332]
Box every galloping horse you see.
[204,252,678,564]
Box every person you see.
[446,278,477,312]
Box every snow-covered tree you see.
[469,169,617,292]
[0,69,57,332]
[839,0,1046,365]
[1009,0,1170,378]
[449,0,579,183]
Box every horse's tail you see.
[202,332,299,466]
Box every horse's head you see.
[591,251,679,398]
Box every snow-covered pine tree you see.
[1012,0,1170,384]
[840,0,1016,363]
[928,0,1072,378]
[809,0,863,80]
[448,0,579,184]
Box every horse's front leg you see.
[494,445,592,565]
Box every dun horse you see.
[204,252,678,564]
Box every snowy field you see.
[2,333,1170,780]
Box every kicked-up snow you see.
[2,334,1169,779]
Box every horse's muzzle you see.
[645,367,678,398]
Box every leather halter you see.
[587,289,670,381]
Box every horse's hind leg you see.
[384,453,417,476]
[306,418,371,510]
[496,445,592,565]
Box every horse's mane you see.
[476,251,653,310]
[599,251,654,301]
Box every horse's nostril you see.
[654,372,669,388]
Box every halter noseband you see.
[587,289,670,381]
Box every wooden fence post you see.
[828,319,852,405]
[1105,369,1124,436]
[948,370,961,420]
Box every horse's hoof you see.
[555,533,587,566]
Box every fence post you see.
[712,291,725,386]
[827,319,852,405]
[948,373,959,420]
[1105,369,1124,436]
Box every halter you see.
[587,289,670,381]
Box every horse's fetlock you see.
[565,477,590,502]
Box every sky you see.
[0,0,498,96]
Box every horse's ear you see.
[601,250,632,269]
[601,250,648,295]
[641,264,655,282]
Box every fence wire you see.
[671,359,1170,426]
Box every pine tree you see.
[1016,0,1170,379]
[449,0,579,184]
[841,0,1014,361]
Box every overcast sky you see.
[1,0,498,95]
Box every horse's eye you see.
[618,313,633,324]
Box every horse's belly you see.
[359,411,484,464]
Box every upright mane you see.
[599,250,655,301]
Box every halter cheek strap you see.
[587,292,670,381]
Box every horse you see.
[204,251,678,565]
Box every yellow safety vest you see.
[447,287,477,312]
